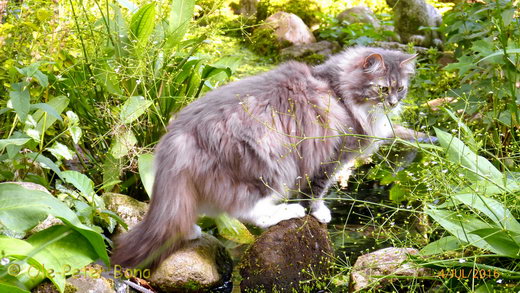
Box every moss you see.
[248,28,286,59]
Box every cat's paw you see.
[255,203,305,228]
[311,205,332,224]
[187,224,202,240]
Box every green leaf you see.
[0,138,31,151]
[0,183,109,265]
[214,214,255,244]
[120,96,153,124]
[420,236,463,256]
[61,170,95,198]
[165,0,195,48]
[66,111,82,144]
[9,82,31,123]
[452,193,520,234]
[15,62,49,87]
[0,226,99,292]
[32,95,69,134]
[30,103,62,122]
[425,206,495,252]
[389,184,405,203]
[130,3,156,44]
[47,142,75,161]
[0,282,30,293]
[110,128,137,159]
[25,152,63,179]
[434,128,502,181]
[470,228,520,258]
[138,153,155,198]
[478,48,520,63]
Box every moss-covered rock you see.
[239,215,333,292]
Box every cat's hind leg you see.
[240,196,306,229]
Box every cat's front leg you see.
[301,163,337,224]
[240,196,306,229]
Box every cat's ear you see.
[400,54,418,67]
[400,54,418,74]
[362,53,386,73]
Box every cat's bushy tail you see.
[110,167,197,270]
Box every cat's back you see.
[171,61,330,130]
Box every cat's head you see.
[319,47,417,110]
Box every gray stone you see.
[66,266,115,293]
[103,192,148,236]
[280,40,340,61]
[239,216,334,292]
[351,247,429,291]
[337,6,381,29]
[148,233,233,292]
[260,12,316,46]
[386,0,443,48]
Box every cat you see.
[111,46,418,269]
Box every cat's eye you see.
[380,86,389,93]
[398,86,405,92]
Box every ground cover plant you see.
[0,0,519,292]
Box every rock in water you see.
[351,247,428,291]
[148,233,233,292]
[239,216,333,292]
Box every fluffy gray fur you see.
[111,46,417,269]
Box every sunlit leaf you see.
[120,96,152,124]
[215,214,255,244]
[138,153,155,198]
[110,128,137,158]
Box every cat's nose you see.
[388,97,399,107]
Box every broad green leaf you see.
[61,170,95,198]
[165,0,195,48]
[434,128,502,181]
[0,237,43,291]
[15,62,49,87]
[215,214,255,244]
[30,103,62,122]
[32,95,69,134]
[94,62,122,96]
[470,228,520,258]
[130,3,156,44]
[47,142,74,161]
[425,206,495,252]
[0,183,109,265]
[27,226,99,291]
[420,236,463,256]
[138,153,155,198]
[110,128,137,158]
[120,96,153,124]
[0,138,30,151]
[453,193,520,234]
[0,282,30,293]
[1,226,98,292]
[25,152,63,179]
[9,82,30,123]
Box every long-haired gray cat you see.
[111,46,417,269]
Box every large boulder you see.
[260,12,316,46]
[147,233,233,292]
[351,247,429,291]
[337,6,381,29]
[386,0,443,48]
[239,215,334,292]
